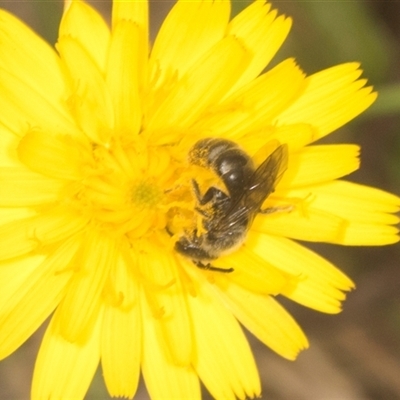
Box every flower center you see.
[131,180,163,208]
[63,136,190,239]
[16,129,197,242]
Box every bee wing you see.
[245,143,288,210]
[216,144,288,230]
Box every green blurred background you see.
[0,1,399,399]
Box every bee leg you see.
[260,205,293,214]
[193,260,234,273]
[259,207,277,214]
[191,179,203,203]
[191,179,227,206]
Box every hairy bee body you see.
[188,138,255,201]
[175,138,288,272]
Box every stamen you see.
[131,180,162,208]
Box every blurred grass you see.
[277,1,394,79]
[0,1,399,399]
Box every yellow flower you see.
[0,0,398,399]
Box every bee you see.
[174,138,288,272]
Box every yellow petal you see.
[0,206,34,225]
[111,1,148,90]
[0,206,84,261]
[55,231,116,342]
[112,0,148,31]
[276,63,377,140]
[252,206,347,243]
[0,238,77,359]
[286,181,400,245]
[146,35,251,136]
[139,243,193,365]
[17,131,90,180]
[101,249,142,398]
[59,0,110,71]
[151,286,193,367]
[341,223,399,245]
[280,144,360,188]
[103,246,138,310]
[0,10,67,106]
[149,0,229,83]
[212,279,308,359]
[141,287,201,400]
[247,232,355,313]
[0,68,78,137]
[0,127,19,167]
[0,218,39,260]
[31,311,101,400]
[29,208,87,248]
[0,254,44,320]
[0,168,63,206]
[106,20,141,135]
[101,302,141,398]
[209,245,292,295]
[187,273,261,400]
[227,0,292,93]
[194,58,306,140]
[63,0,71,12]
[302,180,400,224]
[267,123,319,151]
[57,36,114,143]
